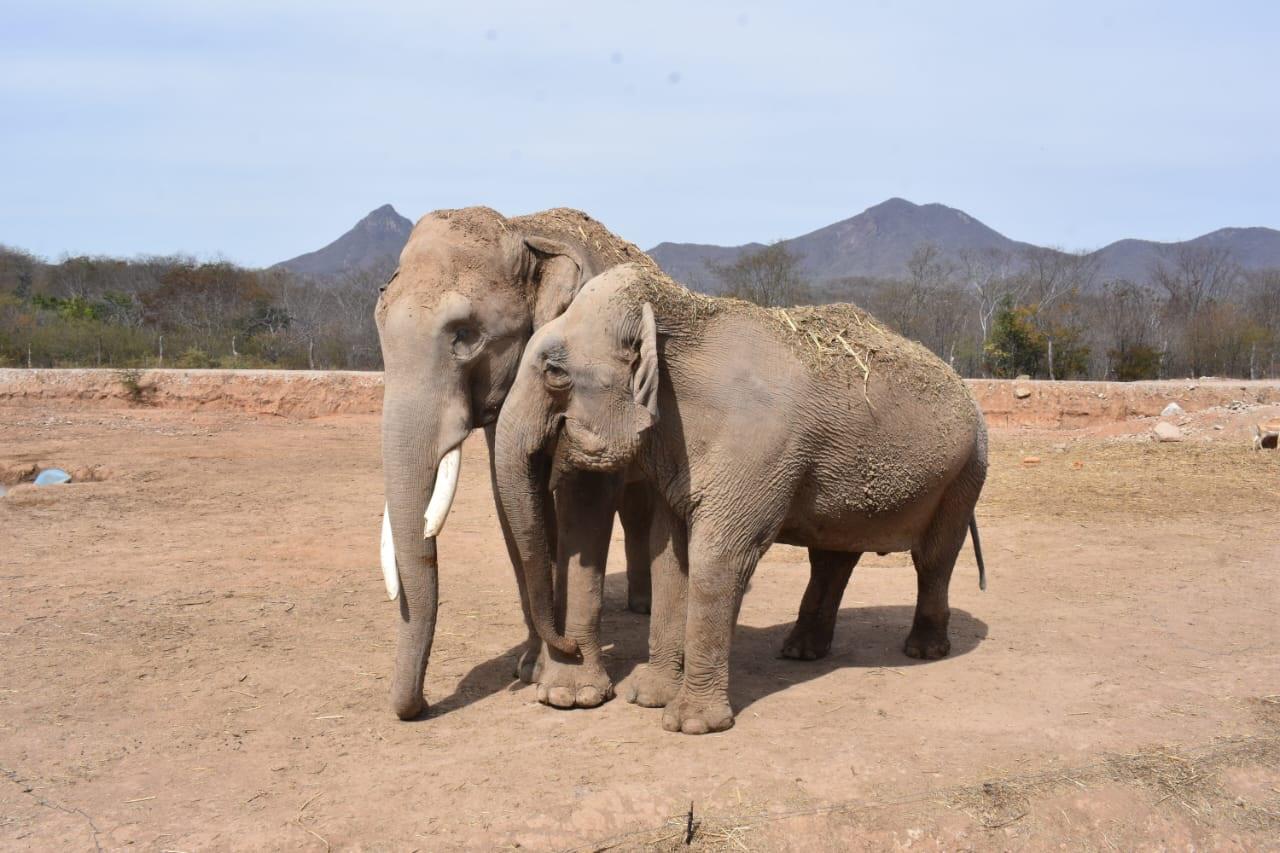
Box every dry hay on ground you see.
[577,725,1280,851]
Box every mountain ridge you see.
[273,204,412,279]
[649,198,1280,288]
[272,200,1280,287]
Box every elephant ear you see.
[630,303,660,432]
[523,236,585,329]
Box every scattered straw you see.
[608,264,973,410]
[562,732,1280,851]
[513,208,661,277]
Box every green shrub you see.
[115,368,147,404]
[984,299,1046,378]
[1109,344,1162,381]
[175,347,214,369]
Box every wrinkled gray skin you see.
[375,208,655,720]
[496,265,988,734]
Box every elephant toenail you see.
[682,718,709,735]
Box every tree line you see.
[0,247,383,370]
[703,242,1280,380]
[3,239,1277,380]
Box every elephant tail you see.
[969,515,987,591]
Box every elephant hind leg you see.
[618,480,654,614]
[781,549,860,661]
[904,462,984,660]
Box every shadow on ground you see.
[429,571,987,718]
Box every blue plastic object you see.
[34,468,72,486]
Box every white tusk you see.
[423,444,463,539]
[380,503,400,601]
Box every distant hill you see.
[1090,227,1280,283]
[648,198,1280,289]
[273,204,412,278]
[272,200,1280,288]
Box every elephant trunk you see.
[382,390,445,720]
[494,398,579,657]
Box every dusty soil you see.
[2,392,1279,851]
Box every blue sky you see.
[2,1,1277,266]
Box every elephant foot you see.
[903,627,951,660]
[779,621,834,661]
[623,663,682,707]
[514,637,544,684]
[535,657,614,709]
[660,688,734,735]
[392,693,428,721]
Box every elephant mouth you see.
[555,419,631,474]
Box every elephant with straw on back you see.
[493,264,988,734]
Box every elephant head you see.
[375,207,590,719]
[494,267,660,653]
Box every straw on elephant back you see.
[425,205,662,281]
[610,263,975,405]
[513,208,663,275]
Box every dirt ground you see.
[2,397,1278,851]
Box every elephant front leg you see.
[625,499,687,708]
[661,532,758,735]
[536,470,618,708]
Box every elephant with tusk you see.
[494,264,989,734]
[374,207,662,720]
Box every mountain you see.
[274,199,1280,289]
[648,198,1280,289]
[273,204,413,278]
[644,240,767,289]
[650,198,1036,286]
[1091,227,1280,283]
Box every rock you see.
[34,468,72,486]
[1213,424,1224,431]
[1013,385,1032,399]
[1015,374,1031,381]
[1153,422,1182,442]
[1022,456,1041,464]
[1053,443,1068,453]
[1160,402,1185,417]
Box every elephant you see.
[375,206,662,720]
[494,263,988,734]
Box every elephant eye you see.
[543,361,572,392]
[450,324,483,359]
[379,269,399,294]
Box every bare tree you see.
[707,242,811,307]
[1012,247,1099,379]
[1151,245,1241,376]
[956,247,1015,345]
[1242,269,1280,378]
